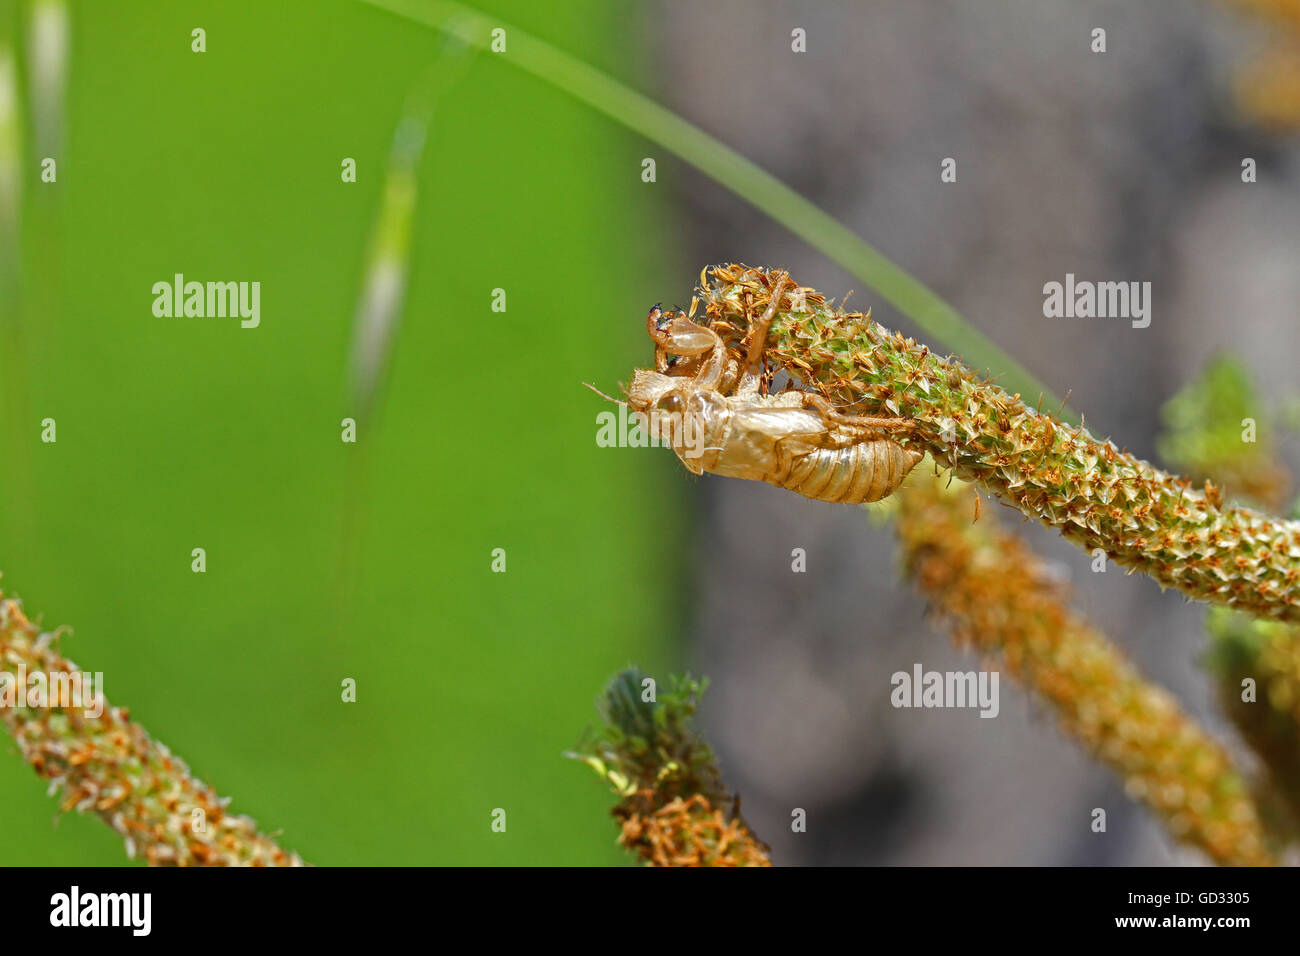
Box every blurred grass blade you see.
[347,131,416,425]
[358,0,1066,415]
[1,1,26,460]
[338,24,478,633]
[346,25,476,426]
[27,0,67,162]
[0,7,20,290]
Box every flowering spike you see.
[896,477,1277,866]
[0,595,304,866]
[569,668,770,866]
[695,264,1300,624]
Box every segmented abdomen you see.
[775,440,922,504]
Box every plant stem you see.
[699,264,1300,624]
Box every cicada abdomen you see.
[775,438,923,504]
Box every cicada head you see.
[626,367,678,415]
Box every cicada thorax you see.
[772,437,923,504]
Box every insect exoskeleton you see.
[623,284,923,506]
[629,372,922,503]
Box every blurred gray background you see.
[640,0,1300,864]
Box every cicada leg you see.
[802,393,917,433]
[735,272,791,397]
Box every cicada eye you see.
[657,392,684,415]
